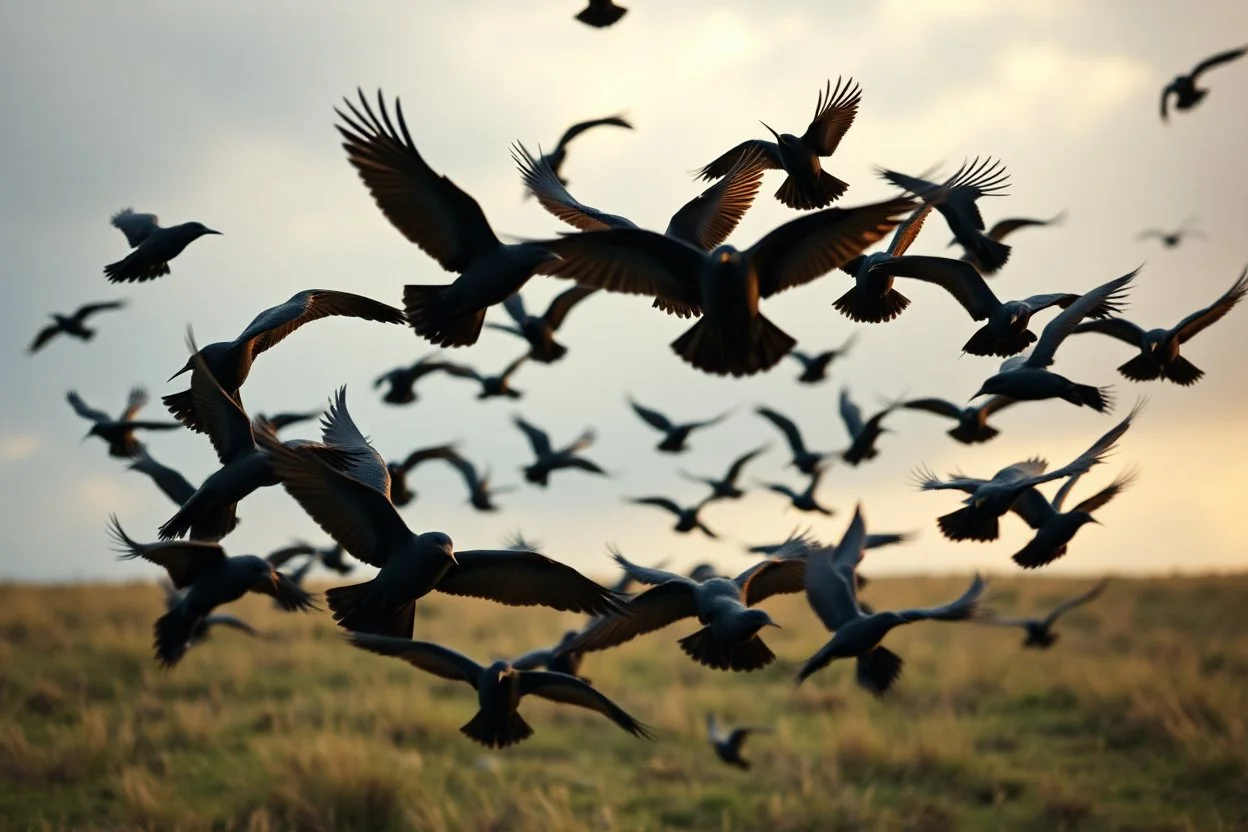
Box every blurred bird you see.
[790,334,858,384]
[697,78,862,210]
[336,90,558,347]
[1137,217,1205,248]
[628,496,719,538]
[511,630,588,682]
[29,300,126,354]
[755,406,834,475]
[575,0,628,29]
[485,285,598,363]
[760,468,833,515]
[1073,267,1247,386]
[443,354,529,400]
[127,444,198,508]
[348,633,652,748]
[254,410,321,433]
[104,208,221,283]
[444,452,516,513]
[160,579,264,646]
[748,530,913,556]
[67,387,180,458]
[838,389,898,466]
[628,397,731,453]
[1009,469,1139,569]
[688,563,720,583]
[513,416,607,486]
[948,212,1066,271]
[981,580,1110,647]
[267,540,356,577]
[386,443,462,507]
[706,713,772,770]
[900,395,1019,445]
[834,202,935,323]
[374,354,457,405]
[679,444,769,501]
[526,116,633,190]
[1161,46,1246,121]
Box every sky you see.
[2,0,1247,583]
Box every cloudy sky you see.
[2,1,1246,583]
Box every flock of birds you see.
[26,24,1248,763]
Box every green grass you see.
[1,575,1246,831]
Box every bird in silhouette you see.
[511,630,589,682]
[679,444,768,501]
[1137,217,1205,248]
[336,90,558,347]
[628,398,731,453]
[159,579,264,646]
[575,0,628,29]
[706,713,772,769]
[444,452,516,513]
[443,354,529,400]
[748,529,913,556]
[981,580,1110,648]
[1008,469,1139,569]
[527,116,632,190]
[755,406,833,475]
[878,158,1011,274]
[254,410,321,433]
[838,389,898,466]
[163,289,405,433]
[796,505,986,693]
[900,395,1019,445]
[513,416,607,486]
[29,300,126,354]
[697,78,862,210]
[974,270,1138,411]
[790,334,858,384]
[127,444,198,508]
[104,208,221,283]
[68,387,181,458]
[485,285,598,363]
[1073,267,1247,386]
[948,212,1066,271]
[348,633,651,748]
[1161,46,1246,121]
[629,496,719,538]
[761,468,833,515]
[385,443,461,507]
[833,201,936,323]
[110,517,314,668]
[373,354,457,405]
[267,540,356,577]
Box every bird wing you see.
[513,416,553,458]
[897,573,986,622]
[726,727,770,754]
[912,463,986,493]
[510,646,555,670]
[317,386,391,495]
[127,446,197,506]
[107,515,225,588]
[688,409,732,432]
[1019,401,1143,493]
[542,284,598,331]
[436,549,622,617]
[186,330,256,464]
[74,300,127,321]
[119,387,149,422]
[441,361,485,383]
[724,444,768,482]
[512,141,637,232]
[401,443,460,473]
[756,406,808,455]
[838,388,865,438]
[265,542,316,568]
[537,228,705,309]
[864,532,913,550]
[1007,487,1057,530]
[346,633,483,686]
[336,89,500,270]
[803,505,867,630]
[1072,317,1146,346]
[236,289,406,357]
[901,398,962,420]
[562,428,597,456]
[737,557,808,606]
[886,202,935,257]
[1191,46,1248,80]
[801,76,862,156]
[554,115,633,152]
[1159,86,1172,122]
[1042,579,1111,627]
[441,451,484,495]
[631,496,684,517]
[1069,468,1139,515]
[695,139,783,181]
[609,544,689,586]
[1027,268,1138,368]
[202,614,260,636]
[1172,267,1248,344]
[563,581,699,653]
[519,671,653,738]
[110,208,159,247]
[629,399,674,432]
[869,255,999,320]
[665,145,767,250]
[979,395,1019,417]
[498,353,527,380]
[987,212,1066,242]
[564,456,608,475]
[29,324,62,353]
[501,292,529,326]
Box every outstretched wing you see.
[1042,579,1110,627]
[629,399,674,432]
[1172,267,1248,344]
[801,76,862,156]
[347,633,483,686]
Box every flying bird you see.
[838,389,898,466]
[267,540,356,577]
[679,444,768,501]
[160,579,264,647]
[254,410,322,433]
[948,212,1066,270]
[373,354,457,405]
[511,630,589,682]
[748,530,913,556]
[628,398,731,453]
[628,496,719,538]
[1161,46,1247,121]
[444,452,516,513]
[1137,217,1205,248]
[127,444,199,508]
[526,116,633,190]
[385,443,462,507]
[756,406,833,475]
[790,334,858,384]
[1009,469,1139,569]
[29,300,126,354]
[67,387,180,458]
[834,202,935,322]
[575,0,628,29]
[443,354,529,400]
[513,416,608,486]
[760,468,834,515]
[706,713,772,770]
[485,285,598,363]
[981,580,1110,648]
[104,208,221,283]
[900,395,1019,445]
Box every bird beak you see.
[766,621,782,629]
[449,550,459,565]
[168,357,194,382]
[80,430,92,444]
[1090,518,1103,525]
[971,386,987,398]
[759,121,781,142]
[205,228,223,235]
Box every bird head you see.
[711,245,742,265]
[485,660,512,682]
[82,425,102,442]
[189,222,222,237]
[743,608,781,632]
[423,531,457,565]
[167,355,196,382]
[971,378,1001,399]
[759,121,794,148]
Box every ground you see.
[0,573,1245,831]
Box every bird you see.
[254,410,322,433]
[127,444,199,508]
[981,580,1110,648]
[688,563,720,583]
[347,633,652,748]
[511,630,589,682]
[755,406,833,475]
[796,505,986,694]
[748,530,913,556]
[1073,267,1247,386]
[790,334,858,384]
[1008,469,1139,569]
[442,354,529,400]
[443,452,516,513]
[1137,217,1205,249]
[485,285,598,363]
[267,540,356,577]
[163,288,406,434]
[256,420,622,638]
[833,201,936,323]
[385,443,461,508]
[1161,46,1246,121]
[67,387,181,458]
[526,116,633,190]
[575,0,628,29]
[899,395,1019,445]
[28,300,126,354]
[104,208,221,283]
[628,496,719,538]
[838,388,898,466]
[678,444,769,501]
[513,416,608,487]
[335,90,558,348]
[706,713,772,770]
[697,78,862,210]
[109,517,314,668]
[760,468,833,515]
[878,158,1011,274]
[628,398,731,453]
[373,354,457,405]
[160,579,264,647]
[948,212,1066,271]
[535,195,912,376]
[973,269,1138,411]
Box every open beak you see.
[759,121,781,142]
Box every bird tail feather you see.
[325,578,413,637]
[774,170,848,210]
[1012,538,1067,570]
[832,286,910,323]
[962,326,1034,358]
[671,315,795,377]
[962,235,1010,275]
[460,708,533,749]
[403,285,486,348]
[154,607,197,668]
[1161,355,1203,386]
[855,646,904,696]
[949,423,999,445]
[1062,384,1113,413]
[677,628,775,672]
[937,506,1000,542]
[161,389,207,434]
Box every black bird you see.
[514,416,608,487]
[900,395,1019,445]
[575,0,628,28]
[104,208,221,283]
[160,579,264,646]
[511,630,588,682]
[443,354,529,400]
[948,212,1066,270]
[444,452,516,513]
[68,387,181,458]
[1073,267,1247,386]
[628,398,731,453]
[267,540,356,577]
[748,530,913,556]
[1161,46,1247,121]
[127,444,198,508]
[756,406,833,475]
[761,468,833,515]
[790,334,858,384]
[698,78,862,210]
[679,444,769,501]
[529,116,633,189]
[254,410,321,433]
[348,633,651,748]
[29,300,126,354]
[374,354,457,405]
[981,580,1110,648]
[386,443,461,507]
[336,90,558,347]
[629,496,719,538]
[706,713,772,770]
[1137,217,1205,249]
[1009,469,1138,569]
[833,202,935,323]
[485,286,598,363]
[838,389,898,466]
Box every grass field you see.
[1,573,1246,831]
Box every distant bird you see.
[164,289,405,434]
[629,496,719,538]
[706,713,772,770]
[628,398,731,453]
[981,580,1110,648]
[761,468,833,515]
[756,407,834,475]
[336,90,558,347]
[444,452,516,513]
[254,410,321,433]
[348,633,651,748]
[67,387,180,458]
[575,0,628,28]
[838,389,897,466]
[1161,46,1246,121]
[386,443,461,507]
[1073,267,1247,386]
[796,505,986,693]
[536,195,912,376]
[513,416,607,487]
[29,300,126,354]
[374,354,457,405]
[511,630,588,681]
[974,270,1138,411]
[679,444,768,501]
[485,286,598,363]
[110,517,314,668]
[1137,217,1205,248]
[443,354,529,400]
[257,423,621,638]
[104,208,221,283]
[878,158,1011,274]
[900,395,1019,445]
[834,202,936,322]
[949,212,1066,271]
[527,116,633,190]
[1009,469,1139,569]
[127,444,198,508]
[160,579,263,646]
[267,540,356,577]
[697,78,862,210]
[790,334,858,384]
[748,530,913,556]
